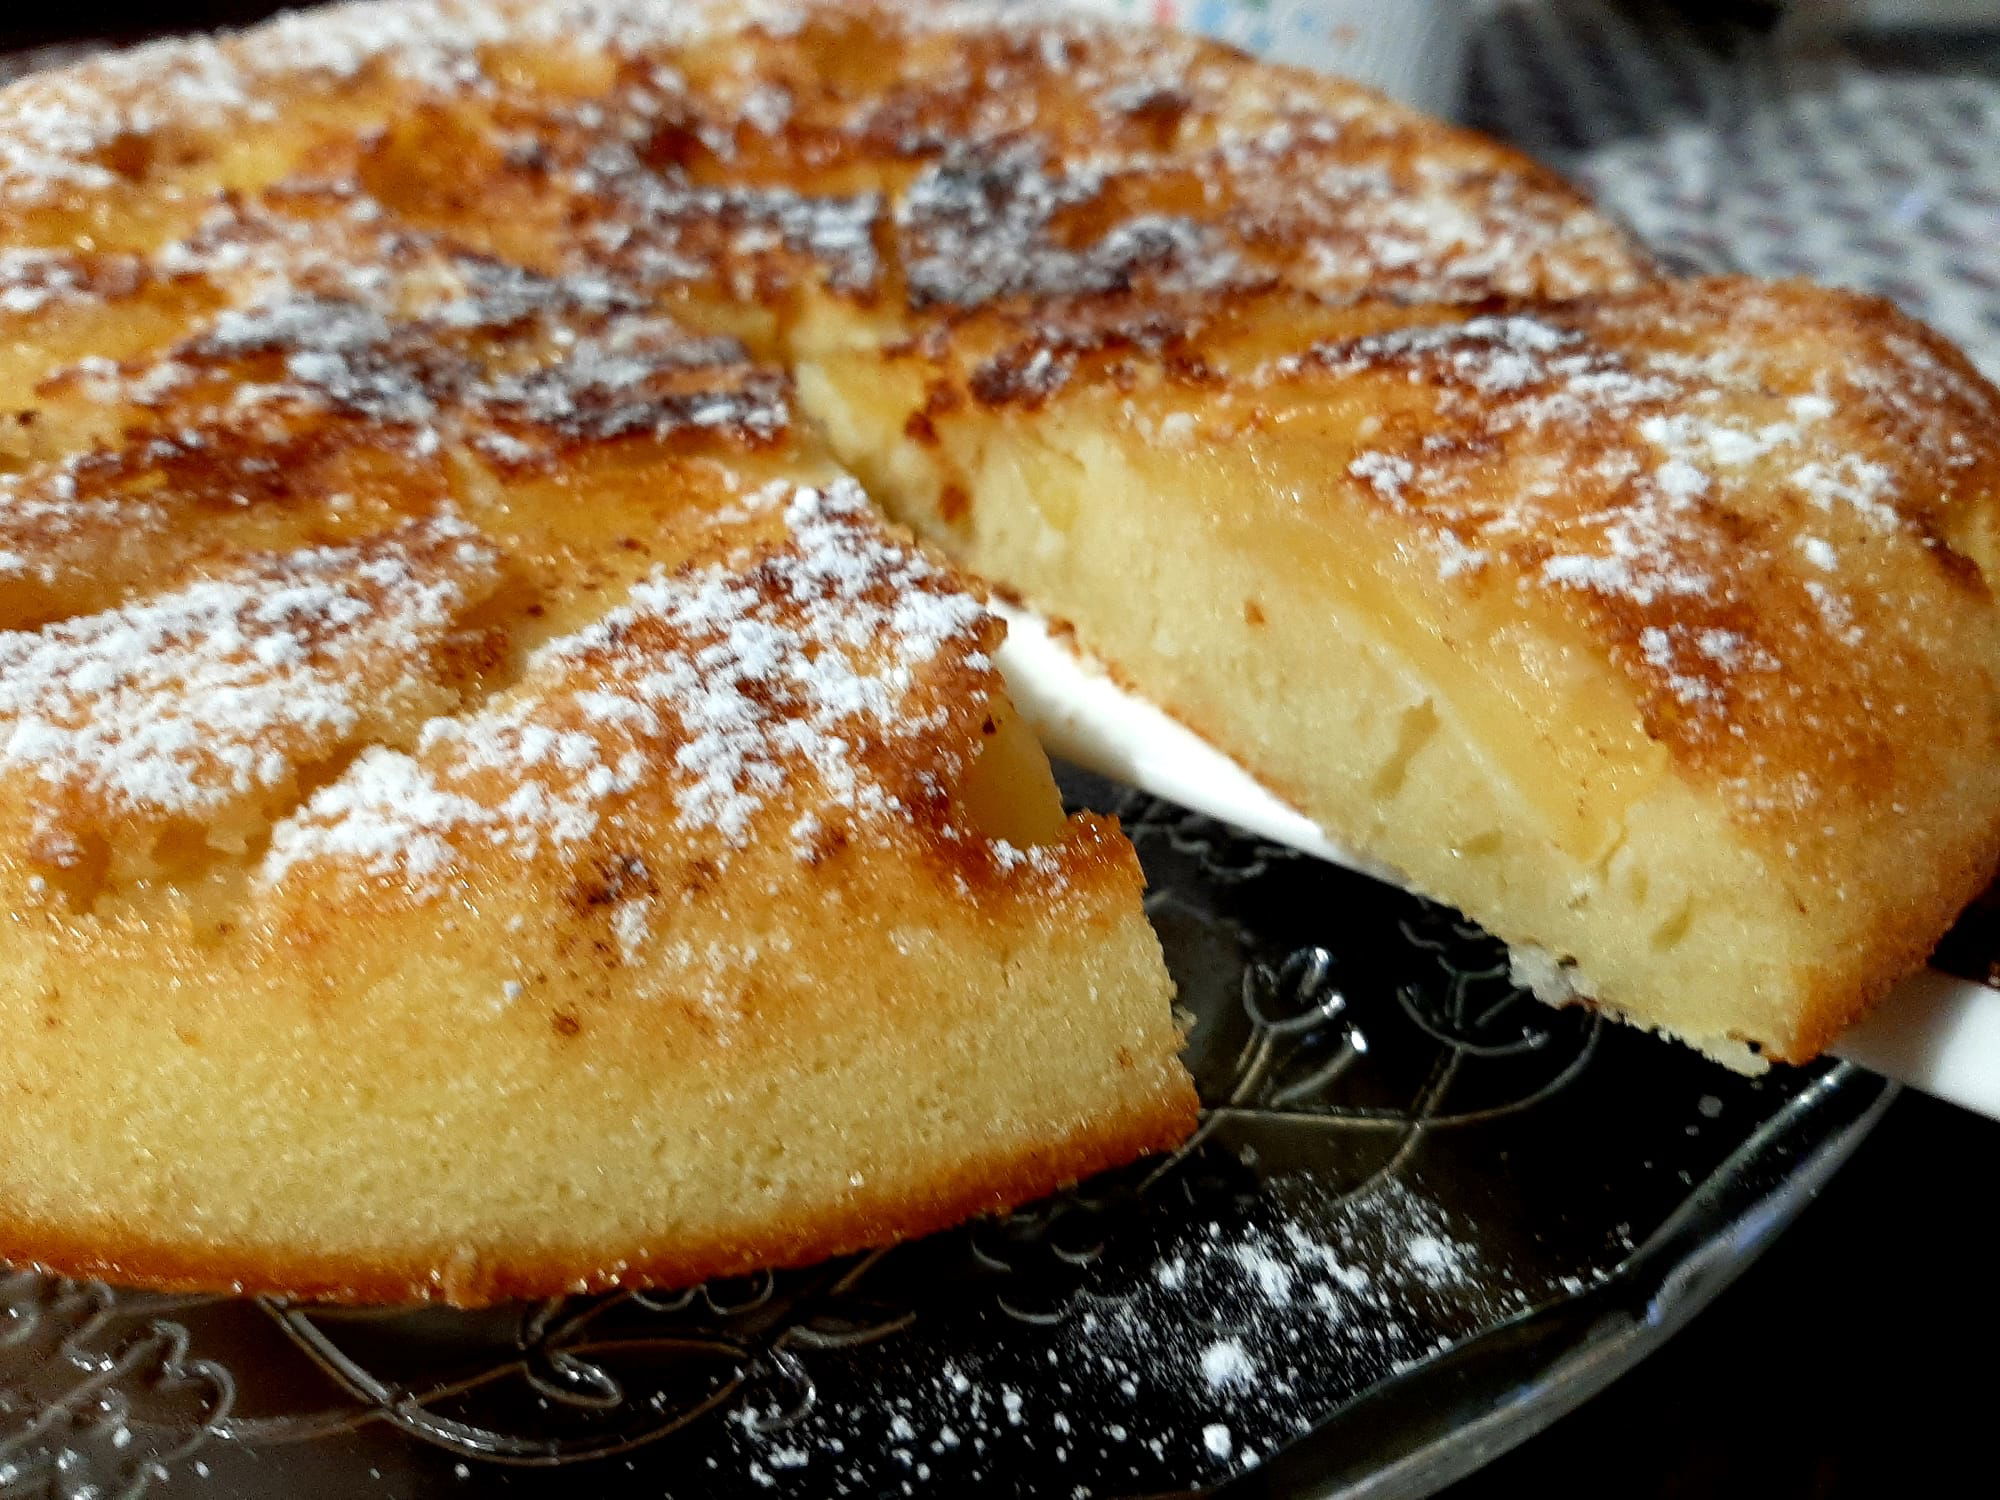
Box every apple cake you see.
[2,0,1997,1301]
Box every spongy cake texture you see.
[3,0,1998,1300]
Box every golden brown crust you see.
[4,0,1990,1303]
[862,275,2000,860]
[1,1095,1194,1307]
[0,0,1655,300]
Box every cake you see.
[2,0,1996,1302]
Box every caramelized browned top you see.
[869,268,2000,889]
[1258,280,2000,834]
[0,0,1652,297]
[0,0,1666,917]
[12,0,1992,918]
[261,478,1007,897]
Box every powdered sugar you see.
[1347,451,1413,504]
[1199,1338,1255,1391]
[262,479,992,892]
[1791,454,1900,530]
[897,141,1240,309]
[578,151,886,298]
[1,0,1645,340]
[0,247,134,315]
[264,744,500,883]
[1263,292,1953,748]
[0,0,1648,484]
[0,519,493,830]
[610,891,656,960]
[145,236,793,448]
[1538,504,1717,608]
[0,0,805,204]
[1299,314,1580,394]
[696,1169,1597,1494]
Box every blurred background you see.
[3,1,1997,1494]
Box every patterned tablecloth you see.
[1064,0,2000,379]
[1468,0,2000,380]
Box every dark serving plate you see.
[1,770,1892,1500]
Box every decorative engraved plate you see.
[2,769,1891,1500]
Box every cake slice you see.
[800,277,2000,1067]
[1,470,1186,1305]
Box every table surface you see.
[4,5,1995,1496]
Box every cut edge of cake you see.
[793,278,2000,1070]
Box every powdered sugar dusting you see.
[700,1172,1600,1492]
[1261,289,1965,749]
[1199,1338,1255,1391]
[0,0,1648,344]
[112,221,793,451]
[262,479,991,892]
[0,518,494,837]
[0,0,804,204]
[896,141,1242,310]
[0,246,142,314]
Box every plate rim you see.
[1217,1063,1896,1500]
